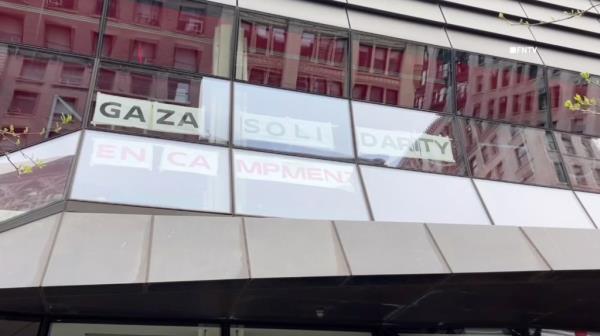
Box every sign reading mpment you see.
[357,127,455,163]
[235,152,355,191]
[239,112,335,150]
[91,137,219,175]
[93,92,206,136]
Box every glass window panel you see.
[352,34,451,112]
[91,62,229,145]
[554,131,600,193]
[236,12,348,98]
[456,52,546,127]
[0,46,91,152]
[234,83,354,159]
[474,179,594,228]
[233,149,368,220]
[104,0,234,77]
[549,68,600,136]
[50,323,219,336]
[461,118,568,188]
[71,130,231,213]
[0,132,80,222]
[0,0,100,56]
[361,165,490,225]
[0,319,39,336]
[353,101,465,175]
[231,327,370,336]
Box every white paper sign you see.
[91,138,154,170]
[357,127,455,163]
[235,152,355,191]
[239,112,335,150]
[159,145,219,176]
[93,92,205,137]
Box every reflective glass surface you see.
[549,68,600,136]
[353,101,465,175]
[236,12,348,97]
[361,165,491,225]
[103,0,234,77]
[352,34,451,112]
[0,132,80,222]
[91,62,230,144]
[0,0,100,56]
[50,323,220,336]
[456,52,546,127]
[71,130,231,212]
[555,131,600,193]
[461,118,568,188]
[231,327,370,336]
[234,83,354,159]
[0,45,91,152]
[233,149,369,220]
[0,318,39,336]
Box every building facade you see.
[2,0,600,335]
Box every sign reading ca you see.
[93,92,206,137]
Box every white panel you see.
[245,218,349,278]
[0,214,59,288]
[71,130,231,213]
[361,166,491,225]
[348,10,451,47]
[43,213,151,286]
[234,149,369,221]
[348,0,445,22]
[534,0,597,10]
[447,30,543,64]
[149,216,248,282]
[238,0,349,28]
[474,179,594,228]
[521,3,600,33]
[208,0,236,5]
[530,26,600,55]
[442,0,527,17]
[575,191,600,227]
[537,47,600,75]
[441,6,535,40]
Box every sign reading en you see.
[357,127,455,163]
[93,92,206,137]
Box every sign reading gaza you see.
[93,92,206,136]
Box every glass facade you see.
[0,0,598,230]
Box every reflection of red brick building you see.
[352,38,450,112]
[0,0,100,55]
[0,45,91,152]
[105,0,234,76]
[456,53,545,127]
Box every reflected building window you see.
[0,14,23,43]
[8,91,38,115]
[177,5,207,35]
[61,63,85,85]
[237,12,348,97]
[44,24,72,51]
[20,59,47,80]
[353,34,450,112]
[46,0,76,10]
[130,40,156,65]
[134,0,162,26]
[555,132,600,192]
[457,52,546,127]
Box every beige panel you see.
[521,3,600,33]
[443,0,527,17]
[537,47,600,75]
[244,217,349,278]
[447,29,544,63]
[442,5,535,40]
[530,25,600,55]
[428,224,549,273]
[349,0,445,22]
[348,10,451,47]
[524,227,600,270]
[149,216,249,283]
[335,221,449,275]
[43,213,151,286]
[238,0,349,28]
[0,214,59,288]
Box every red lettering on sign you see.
[122,146,146,162]
[168,152,186,166]
[96,144,116,159]
[190,155,211,170]
[237,160,262,174]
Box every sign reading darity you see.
[357,127,455,163]
[93,92,206,136]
